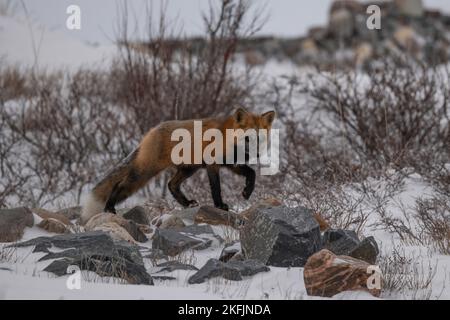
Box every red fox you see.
[80,108,276,224]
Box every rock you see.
[12,231,153,285]
[123,206,150,225]
[56,206,81,220]
[219,241,241,263]
[85,213,147,243]
[323,229,360,255]
[323,229,379,264]
[152,229,212,256]
[37,218,70,234]
[240,206,322,267]
[33,208,72,225]
[194,206,241,228]
[93,222,136,243]
[179,224,215,236]
[188,259,270,284]
[303,249,381,298]
[155,261,199,273]
[348,236,379,265]
[0,207,34,242]
[152,275,177,281]
[159,214,186,230]
[239,198,282,221]
[395,0,424,17]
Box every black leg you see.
[168,167,199,208]
[206,166,229,211]
[104,182,121,214]
[226,165,256,200]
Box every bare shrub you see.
[415,196,450,255]
[379,246,441,300]
[302,60,449,170]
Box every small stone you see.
[0,207,34,242]
[123,206,150,225]
[38,218,70,234]
[152,229,212,256]
[188,259,269,284]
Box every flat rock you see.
[194,206,241,228]
[240,206,322,267]
[152,229,212,256]
[0,207,34,242]
[155,261,199,273]
[188,259,269,284]
[85,213,147,243]
[12,231,153,285]
[304,249,381,298]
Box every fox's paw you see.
[187,200,199,208]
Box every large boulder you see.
[323,229,379,264]
[152,229,212,256]
[188,259,269,284]
[11,231,153,285]
[304,249,381,298]
[0,207,34,242]
[240,206,322,267]
[239,198,282,221]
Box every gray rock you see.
[152,229,212,256]
[348,236,379,265]
[188,259,269,284]
[0,207,34,242]
[123,206,150,225]
[155,261,199,273]
[124,220,148,243]
[240,206,322,267]
[219,241,241,263]
[152,275,177,281]
[322,229,379,264]
[12,231,153,285]
[323,229,360,255]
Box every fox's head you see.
[226,107,276,162]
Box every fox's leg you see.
[226,165,256,200]
[168,167,200,208]
[104,170,148,214]
[206,166,229,211]
[104,182,121,214]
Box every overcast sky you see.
[17,0,450,45]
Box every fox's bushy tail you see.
[80,149,139,225]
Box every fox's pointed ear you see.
[234,107,249,124]
[262,110,276,125]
